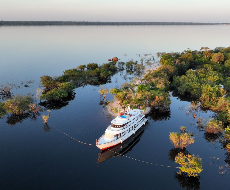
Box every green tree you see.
[40,89,68,101]
[224,60,230,73]
[87,63,98,70]
[58,82,75,93]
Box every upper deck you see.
[111,109,144,128]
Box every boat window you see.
[111,124,122,128]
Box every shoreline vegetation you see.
[0,58,149,124]
[0,21,229,26]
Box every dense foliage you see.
[169,132,195,149]
[4,94,33,115]
[40,62,119,102]
[160,47,230,124]
[175,153,203,177]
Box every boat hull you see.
[96,118,147,150]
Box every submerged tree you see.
[169,132,195,149]
[4,94,33,115]
[98,86,109,100]
[204,119,223,134]
[175,153,203,177]
[42,110,50,124]
[0,84,13,98]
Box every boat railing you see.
[97,135,119,145]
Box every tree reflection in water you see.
[174,172,201,190]
[203,132,222,143]
[6,112,40,126]
[39,93,75,110]
[43,123,51,132]
[168,148,189,161]
[148,109,171,121]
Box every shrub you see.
[175,153,203,177]
[204,119,223,134]
[4,94,33,115]
[169,132,195,149]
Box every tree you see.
[87,63,98,70]
[175,153,203,177]
[204,119,223,134]
[98,86,109,100]
[169,132,195,149]
[224,60,230,73]
[77,65,86,71]
[40,75,58,91]
[211,52,224,64]
[180,53,194,63]
[4,94,33,115]
[40,89,68,101]
[58,82,75,93]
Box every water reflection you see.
[43,123,51,132]
[148,109,171,121]
[174,172,201,190]
[168,148,189,161]
[203,132,222,143]
[6,112,40,126]
[39,93,75,110]
[97,126,145,164]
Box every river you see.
[0,25,230,189]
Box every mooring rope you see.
[50,124,180,169]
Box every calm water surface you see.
[0,25,230,190]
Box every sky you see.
[1,0,230,23]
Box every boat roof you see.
[111,109,143,125]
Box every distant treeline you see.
[0,21,228,26]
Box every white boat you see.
[96,109,148,150]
